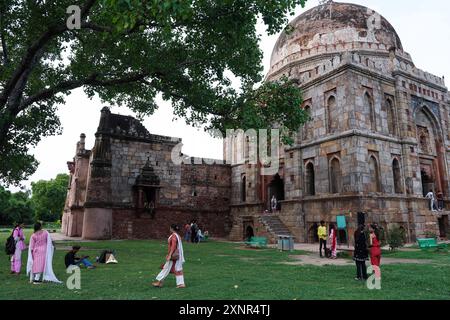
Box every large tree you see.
[30,173,69,222]
[0,0,308,186]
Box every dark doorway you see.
[338,229,348,244]
[245,225,254,241]
[438,215,448,238]
[309,223,319,243]
[268,174,284,211]
[421,169,434,197]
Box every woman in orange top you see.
[152,224,186,288]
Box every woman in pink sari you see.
[26,222,61,284]
[329,223,337,259]
[10,222,26,275]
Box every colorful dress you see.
[156,232,185,286]
[370,234,381,267]
[329,228,337,258]
[11,227,26,273]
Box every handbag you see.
[171,249,179,261]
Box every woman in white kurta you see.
[152,224,185,288]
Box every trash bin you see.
[278,235,294,251]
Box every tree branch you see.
[0,0,98,108]
[19,71,151,110]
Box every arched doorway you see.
[308,223,319,243]
[415,107,448,196]
[268,174,284,211]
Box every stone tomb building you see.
[62,107,231,239]
[227,2,450,244]
[63,2,450,243]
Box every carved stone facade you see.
[62,107,231,239]
[228,2,450,244]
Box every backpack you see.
[98,250,114,263]
[5,230,16,255]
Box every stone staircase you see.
[260,215,294,239]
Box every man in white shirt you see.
[425,190,437,211]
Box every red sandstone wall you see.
[112,207,232,239]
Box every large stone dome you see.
[269,1,404,76]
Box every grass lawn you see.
[1,229,449,300]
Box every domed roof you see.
[270,1,403,72]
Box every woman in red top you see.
[152,224,186,288]
[369,224,381,267]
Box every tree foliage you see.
[30,174,69,222]
[0,0,307,185]
[0,186,34,225]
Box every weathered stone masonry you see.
[62,107,231,239]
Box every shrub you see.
[387,226,406,251]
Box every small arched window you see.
[305,162,316,196]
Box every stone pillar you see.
[82,208,112,240]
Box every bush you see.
[387,226,406,251]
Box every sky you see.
[8,0,450,191]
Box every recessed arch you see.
[364,92,376,131]
[386,98,396,136]
[368,155,381,192]
[327,95,338,134]
[303,105,313,140]
[305,161,316,196]
[329,156,342,194]
[392,158,403,194]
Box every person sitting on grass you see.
[65,246,96,270]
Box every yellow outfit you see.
[318,226,327,241]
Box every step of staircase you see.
[260,215,294,239]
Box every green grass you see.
[1,229,449,300]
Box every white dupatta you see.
[26,230,62,283]
[172,233,185,271]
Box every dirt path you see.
[281,255,435,266]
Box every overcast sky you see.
[9,0,450,191]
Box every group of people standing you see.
[183,220,208,244]
[317,221,338,259]
[317,221,382,281]
[9,222,61,284]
